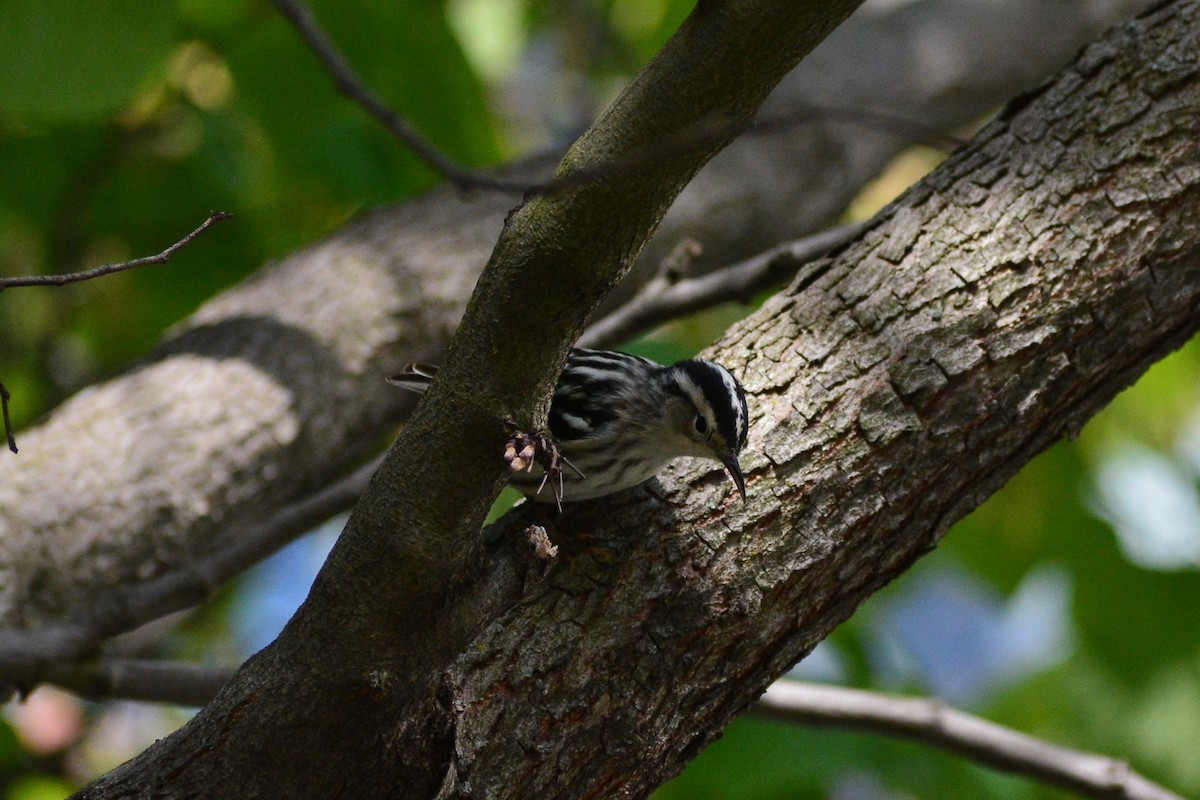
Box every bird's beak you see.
[721,454,747,501]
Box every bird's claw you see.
[503,421,585,510]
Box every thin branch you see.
[0,454,381,690]
[755,102,968,151]
[268,0,528,193]
[0,379,15,453]
[43,658,236,707]
[0,213,229,454]
[580,221,866,348]
[0,212,232,290]
[751,680,1184,800]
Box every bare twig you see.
[580,221,865,348]
[0,212,232,290]
[0,212,230,454]
[0,379,15,453]
[751,681,1183,800]
[0,454,381,690]
[755,102,968,152]
[43,658,236,707]
[268,0,528,193]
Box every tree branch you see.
[268,0,526,193]
[0,455,378,691]
[0,212,231,290]
[43,659,235,708]
[0,380,15,454]
[0,212,231,457]
[580,222,865,348]
[751,681,1184,800]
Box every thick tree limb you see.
[0,0,1154,634]
[752,681,1185,800]
[0,456,379,690]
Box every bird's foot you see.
[503,420,584,510]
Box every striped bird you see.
[388,348,749,503]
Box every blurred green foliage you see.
[0,0,499,423]
[1,2,1197,799]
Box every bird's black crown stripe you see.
[674,360,747,452]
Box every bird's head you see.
[662,358,749,500]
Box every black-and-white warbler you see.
[388,348,749,504]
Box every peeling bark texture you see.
[79,1,1200,797]
[0,0,1156,629]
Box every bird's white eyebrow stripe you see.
[671,360,748,452]
[672,370,707,413]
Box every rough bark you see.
[81,0,1200,797]
[0,0,1155,631]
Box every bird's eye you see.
[693,415,708,434]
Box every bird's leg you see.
[502,421,585,510]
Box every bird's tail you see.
[386,363,439,395]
